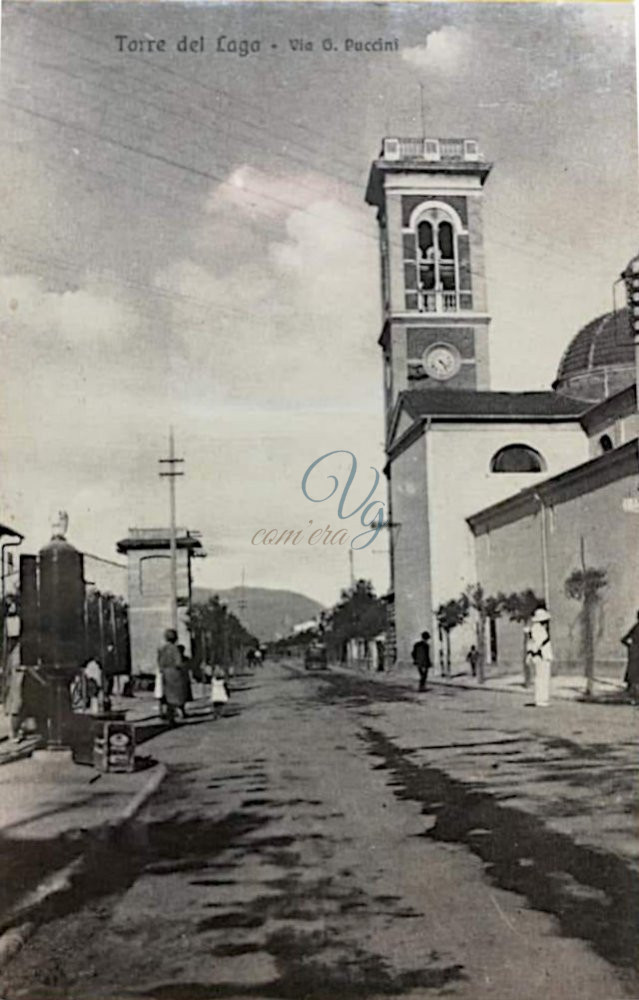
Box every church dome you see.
[553,306,635,403]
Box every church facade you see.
[366,137,639,676]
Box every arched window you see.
[599,434,614,454]
[411,204,461,312]
[437,221,456,291]
[490,445,545,474]
[417,221,435,291]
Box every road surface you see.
[2,660,637,1000]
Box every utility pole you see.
[419,83,427,140]
[238,567,247,617]
[237,568,247,671]
[348,548,355,588]
[159,427,184,632]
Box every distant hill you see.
[191,586,324,642]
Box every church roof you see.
[400,388,589,422]
[579,383,637,434]
[555,307,634,384]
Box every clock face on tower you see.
[423,343,461,381]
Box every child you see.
[210,666,230,719]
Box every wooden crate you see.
[93,720,136,773]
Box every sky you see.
[1,1,637,608]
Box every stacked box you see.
[93,721,136,773]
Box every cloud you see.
[402,26,472,74]
[205,164,347,222]
[0,164,387,602]
[0,273,136,358]
[155,165,381,412]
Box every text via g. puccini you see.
[114,35,400,57]
[251,451,387,553]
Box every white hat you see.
[532,608,550,623]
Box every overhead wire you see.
[4,97,606,312]
[10,6,368,182]
[1,15,624,317]
[8,11,632,274]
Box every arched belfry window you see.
[437,222,455,290]
[410,204,462,313]
[490,445,545,474]
[417,221,435,291]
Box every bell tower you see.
[366,137,493,431]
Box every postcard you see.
[0,2,638,997]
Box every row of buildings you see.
[365,136,639,675]
[3,135,637,684]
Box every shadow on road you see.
[362,725,639,988]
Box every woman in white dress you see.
[530,607,552,706]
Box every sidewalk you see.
[341,661,627,702]
[0,690,175,951]
[0,754,167,954]
[0,689,214,847]
[433,669,627,701]
[0,689,163,766]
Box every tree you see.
[435,597,469,675]
[499,589,543,685]
[189,596,256,669]
[484,595,503,664]
[565,565,607,697]
[499,589,541,625]
[324,580,387,662]
[464,585,504,683]
[84,590,131,675]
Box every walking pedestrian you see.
[466,644,479,677]
[411,631,432,692]
[529,607,552,707]
[621,611,639,701]
[157,628,189,724]
[210,666,230,719]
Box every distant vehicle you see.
[304,640,328,671]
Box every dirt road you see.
[2,661,636,1000]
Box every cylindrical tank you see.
[39,537,85,672]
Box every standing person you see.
[621,611,639,701]
[5,665,26,743]
[71,658,103,714]
[102,643,117,708]
[523,623,534,688]
[210,666,230,719]
[157,628,188,724]
[177,644,193,707]
[376,637,386,673]
[466,644,479,678]
[529,607,552,707]
[411,631,432,692]
[253,648,263,668]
